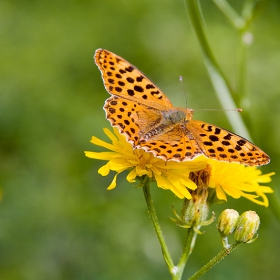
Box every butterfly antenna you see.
[179,76,188,108]
[195,108,243,112]
[179,76,242,113]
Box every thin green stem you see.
[142,176,174,271]
[188,241,242,280]
[212,0,245,29]
[213,0,255,120]
[237,0,255,110]
[241,0,255,23]
[184,0,252,140]
[174,229,195,279]
[237,30,252,122]
[142,178,200,280]
[212,0,252,105]
[238,31,248,99]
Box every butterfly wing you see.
[104,95,203,159]
[137,123,203,161]
[95,49,270,166]
[95,49,174,111]
[104,96,168,146]
[186,120,270,166]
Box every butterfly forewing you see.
[95,49,173,111]
[187,120,270,166]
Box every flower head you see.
[207,159,274,207]
[85,128,274,205]
[85,128,207,199]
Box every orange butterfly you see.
[94,49,270,166]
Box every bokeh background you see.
[1,0,279,279]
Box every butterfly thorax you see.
[140,108,193,141]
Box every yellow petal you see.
[85,151,118,160]
[215,184,227,201]
[98,163,111,176]
[257,172,275,183]
[127,169,137,183]
[89,136,116,151]
[104,127,118,142]
[107,174,118,190]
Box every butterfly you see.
[94,49,270,166]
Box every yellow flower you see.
[85,128,207,199]
[207,159,274,207]
[85,128,274,206]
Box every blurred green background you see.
[1,0,279,279]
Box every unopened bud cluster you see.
[217,209,260,244]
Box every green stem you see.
[241,0,255,23]
[174,229,196,280]
[237,0,255,116]
[184,0,252,140]
[212,0,246,29]
[237,30,251,123]
[213,0,256,124]
[238,31,248,99]
[142,178,199,280]
[188,241,242,280]
[212,0,252,109]
[142,176,175,272]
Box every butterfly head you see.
[181,107,194,121]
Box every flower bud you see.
[234,211,260,243]
[217,209,239,237]
[172,186,215,234]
